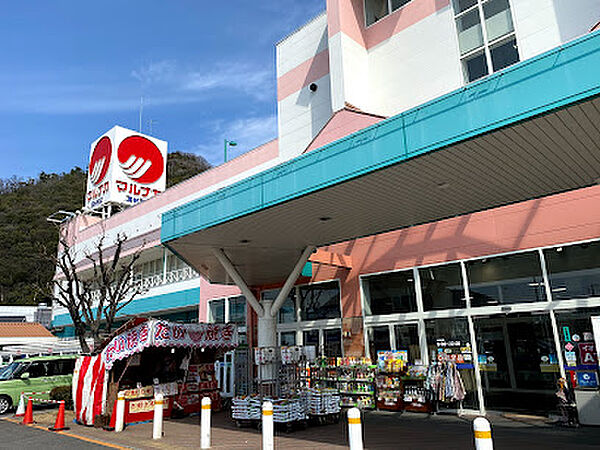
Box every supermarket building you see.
[54,0,600,415]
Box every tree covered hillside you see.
[0,151,210,305]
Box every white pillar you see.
[115,391,126,433]
[258,299,277,381]
[262,401,274,450]
[152,393,164,439]
[347,407,363,450]
[201,397,211,449]
[473,417,493,450]
[258,300,277,348]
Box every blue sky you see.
[0,1,324,179]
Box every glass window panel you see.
[483,0,514,42]
[425,317,478,409]
[280,331,296,346]
[544,241,600,301]
[456,9,484,55]
[490,37,519,72]
[420,264,467,311]
[324,329,343,357]
[228,296,246,325]
[391,0,411,11]
[453,0,477,14]
[368,326,391,359]
[467,252,546,307]
[364,270,417,316]
[555,307,600,370]
[394,324,420,364]
[299,282,341,321]
[365,0,389,26]
[303,329,320,352]
[209,299,225,324]
[262,289,297,323]
[463,51,489,82]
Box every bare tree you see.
[43,227,146,353]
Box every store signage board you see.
[565,351,577,366]
[85,126,167,211]
[578,342,598,365]
[102,320,237,369]
[565,342,575,351]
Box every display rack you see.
[310,357,376,410]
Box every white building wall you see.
[276,13,329,78]
[512,0,600,61]
[0,306,37,322]
[367,4,462,117]
[329,33,370,113]
[278,74,333,159]
[277,13,333,160]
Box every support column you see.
[212,248,264,317]
[258,300,277,348]
[269,246,315,317]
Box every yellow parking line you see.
[2,417,129,449]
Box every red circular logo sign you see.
[89,136,112,186]
[117,136,165,184]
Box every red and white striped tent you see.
[73,318,238,425]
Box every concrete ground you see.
[2,407,600,449]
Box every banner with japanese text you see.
[101,320,238,369]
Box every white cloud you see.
[0,58,274,115]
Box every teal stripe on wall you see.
[52,287,200,327]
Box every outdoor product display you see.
[306,388,340,416]
[310,357,376,409]
[178,363,221,413]
[233,345,335,430]
[375,373,403,411]
[425,362,466,407]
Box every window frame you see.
[364,0,414,28]
[453,0,519,83]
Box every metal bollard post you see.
[115,391,126,433]
[473,417,493,450]
[262,401,274,450]
[153,393,164,439]
[347,407,363,450]
[201,397,211,449]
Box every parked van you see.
[0,355,77,414]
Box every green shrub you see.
[50,385,73,409]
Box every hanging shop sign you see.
[102,320,238,369]
[578,342,598,365]
[565,351,577,367]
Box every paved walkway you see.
[3,408,600,449]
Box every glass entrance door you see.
[475,313,560,413]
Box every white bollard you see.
[201,397,211,449]
[262,401,274,450]
[473,417,493,450]
[347,407,363,450]
[115,391,126,433]
[153,393,164,439]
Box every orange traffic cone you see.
[22,398,34,425]
[49,401,69,431]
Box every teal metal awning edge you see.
[161,31,600,244]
